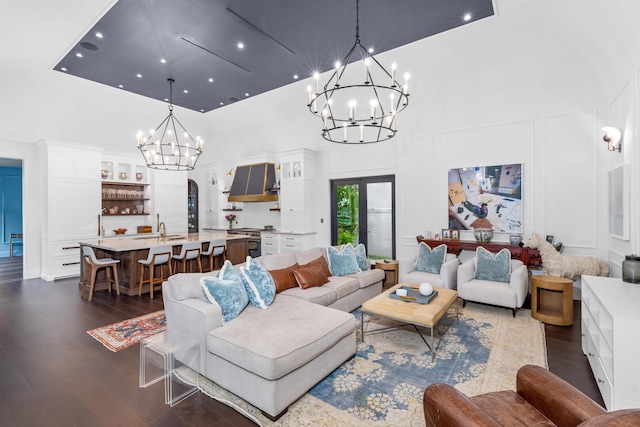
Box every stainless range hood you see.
[228,162,278,202]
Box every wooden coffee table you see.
[361,283,458,359]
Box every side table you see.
[140,331,200,406]
[531,275,574,326]
[375,260,399,289]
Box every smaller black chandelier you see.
[307,0,410,144]
[137,78,203,171]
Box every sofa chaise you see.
[162,246,384,420]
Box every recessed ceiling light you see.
[183,89,188,94]
[293,74,299,79]
[237,42,244,49]
[245,93,249,97]
[464,13,472,21]
[164,98,168,102]
[95,32,103,39]
[118,84,123,88]
[160,58,167,64]
[60,67,67,72]
[136,73,142,78]
[220,102,224,106]
[75,52,83,58]
[200,109,204,112]
[368,47,374,53]
[208,78,214,83]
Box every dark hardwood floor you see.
[0,275,603,426]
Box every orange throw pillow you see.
[268,263,299,293]
[303,255,332,278]
[293,262,330,289]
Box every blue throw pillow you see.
[327,244,361,276]
[474,247,512,283]
[200,276,249,322]
[353,243,369,271]
[240,256,276,309]
[414,243,447,274]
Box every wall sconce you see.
[602,127,622,152]
[226,169,233,177]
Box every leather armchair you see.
[424,364,640,427]
[398,253,459,289]
[457,257,528,316]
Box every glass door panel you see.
[331,175,395,259]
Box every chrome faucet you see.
[159,221,167,239]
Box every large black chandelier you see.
[307,0,410,144]
[137,79,203,170]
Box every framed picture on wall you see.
[447,164,523,233]
[608,164,629,240]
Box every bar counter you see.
[79,232,250,296]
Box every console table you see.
[416,238,542,269]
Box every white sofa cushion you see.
[345,268,385,289]
[167,272,211,301]
[323,275,359,299]
[259,251,297,270]
[280,285,337,306]
[207,295,355,380]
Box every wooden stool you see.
[172,241,202,273]
[138,245,173,299]
[81,246,120,302]
[531,275,574,326]
[201,240,226,272]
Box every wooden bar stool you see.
[138,245,173,299]
[201,239,226,272]
[172,241,202,273]
[81,246,120,302]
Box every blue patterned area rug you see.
[192,303,547,426]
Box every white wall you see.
[3,1,640,278]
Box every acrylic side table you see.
[140,331,200,406]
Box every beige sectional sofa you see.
[162,246,384,420]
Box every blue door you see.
[1,166,23,258]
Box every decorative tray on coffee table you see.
[390,286,438,304]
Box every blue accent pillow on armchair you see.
[327,244,361,276]
[414,243,447,274]
[474,247,512,283]
[240,256,276,309]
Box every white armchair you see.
[399,253,459,289]
[457,257,529,317]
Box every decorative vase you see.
[228,221,233,230]
[474,228,493,243]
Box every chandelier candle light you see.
[137,78,203,171]
[307,0,410,144]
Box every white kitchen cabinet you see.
[261,232,316,255]
[581,275,640,410]
[151,169,188,234]
[278,149,316,233]
[39,141,102,280]
[261,232,280,256]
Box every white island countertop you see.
[79,231,250,252]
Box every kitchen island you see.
[79,232,250,296]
